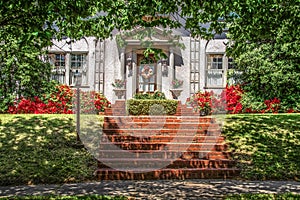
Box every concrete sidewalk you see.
[1,179,300,199]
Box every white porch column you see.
[170,48,175,79]
[156,62,162,91]
[65,53,70,85]
[120,48,125,79]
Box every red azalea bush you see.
[220,85,243,114]
[77,91,111,114]
[263,98,281,113]
[186,84,296,114]
[8,85,110,114]
[186,91,216,115]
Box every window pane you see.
[206,54,224,87]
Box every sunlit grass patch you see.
[0,114,102,186]
[223,114,300,180]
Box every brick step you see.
[95,168,241,180]
[102,128,221,136]
[103,122,219,130]
[102,135,225,143]
[97,158,236,169]
[104,116,216,123]
[98,142,228,151]
[97,150,232,160]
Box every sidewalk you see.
[1,179,300,199]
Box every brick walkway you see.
[1,180,300,199]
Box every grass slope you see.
[223,114,300,180]
[0,114,98,186]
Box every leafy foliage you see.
[1,0,299,111]
[134,91,166,100]
[127,99,178,115]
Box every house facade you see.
[48,27,233,103]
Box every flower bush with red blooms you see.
[186,91,215,114]
[9,85,74,114]
[77,91,111,114]
[220,85,244,114]
[8,84,110,114]
[263,98,281,113]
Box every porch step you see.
[97,101,240,180]
[98,142,228,151]
[97,158,237,169]
[97,150,233,160]
[96,168,240,180]
[101,135,225,143]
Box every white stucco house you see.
[47,27,233,103]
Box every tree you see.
[0,0,97,112]
[1,0,299,111]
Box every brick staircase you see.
[96,100,240,180]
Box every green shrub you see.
[127,99,178,115]
[133,91,166,100]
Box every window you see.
[50,53,66,84]
[70,54,87,85]
[206,54,224,87]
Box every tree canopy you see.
[0,0,299,111]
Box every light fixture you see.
[127,57,133,77]
[161,58,168,77]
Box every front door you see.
[137,54,157,93]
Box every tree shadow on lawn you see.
[223,114,300,180]
[0,115,97,186]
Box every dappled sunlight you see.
[0,179,299,199]
[0,114,97,186]
[223,114,300,180]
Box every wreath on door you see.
[141,65,154,79]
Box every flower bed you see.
[8,85,110,114]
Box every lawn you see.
[0,113,299,187]
[223,114,300,180]
[0,114,99,186]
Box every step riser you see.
[95,169,240,180]
[104,117,215,123]
[97,151,231,160]
[99,143,228,151]
[103,123,219,130]
[102,136,225,143]
[98,160,236,169]
[102,130,221,136]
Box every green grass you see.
[0,114,100,186]
[225,193,300,199]
[0,113,299,186]
[0,195,127,200]
[223,114,300,180]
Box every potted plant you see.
[171,79,183,89]
[186,91,213,116]
[112,79,126,88]
[170,79,183,99]
[112,79,126,99]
